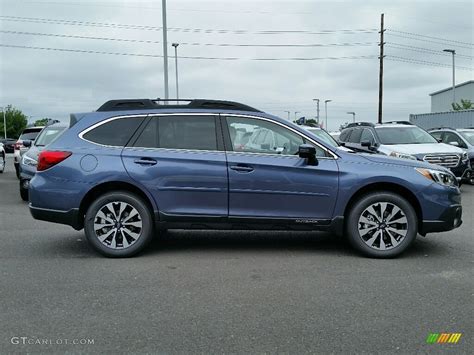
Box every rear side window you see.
[20,129,42,141]
[133,115,218,151]
[83,117,145,146]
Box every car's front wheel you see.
[346,192,418,258]
[0,153,4,173]
[84,191,154,257]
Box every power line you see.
[0,30,378,48]
[387,29,474,46]
[385,33,473,49]
[0,15,378,35]
[386,56,473,71]
[0,43,379,61]
[386,43,473,59]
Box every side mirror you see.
[298,144,318,165]
[448,141,460,147]
[361,140,372,147]
[23,140,32,148]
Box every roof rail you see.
[345,122,375,128]
[383,121,413,125]
[96,98,262,113]
[427,126,455,131]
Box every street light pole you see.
[284,111,290,120]
[324,100,331,129]
[162,0,169,100]
[347,111,356,123]
[312,98,320,123]
[443,49,456,105]
[2,107,6,139]
[172,43,179,102]
[294,111,300,120]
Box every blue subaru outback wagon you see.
[29,99,462,258]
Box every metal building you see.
[430,80,474,113]
[409,110,474,130]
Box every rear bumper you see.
[29,204,83,230]
[420,204,462,235]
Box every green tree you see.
[452,99,473,111]
[34,118,51,126]
[0,105,28,139]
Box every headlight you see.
[415,168,458,187]
[461,152,468,163]
[390,152,417,160]
[22,154,37,167]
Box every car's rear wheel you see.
[346,192,417,258]
[84,191,154,257]
[0,153,4,173]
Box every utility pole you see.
[312,98,320,123]
[378,13,385,124]
[284,111,291,120]
[443,49,456,105]
[162,0,169,100]
[324,100,331,129]
[172,43,180,102]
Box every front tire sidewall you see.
[347,192,418,258]
[84,192,154,257]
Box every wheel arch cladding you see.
[344,182,422,227]
[79,181,156,227]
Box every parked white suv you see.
[13,126,44,179]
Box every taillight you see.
[37,151,72,171]
[14,142,21,150]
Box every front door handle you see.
[230,164,254,173]
[134,157,157,166]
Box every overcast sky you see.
[0,0,472,131]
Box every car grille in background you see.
[423,154,460,168]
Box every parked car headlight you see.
[461,152,468,163]
[390,152,417,160]
[22,154,37,167]
[415,168,457,187]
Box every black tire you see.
[19,180,29,201]
[84,191,154,257]
[346,192,418,258]
[0,154,4,173]
[14,163,20,179]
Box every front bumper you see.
[420,204,462,235]
[29,204,83,230]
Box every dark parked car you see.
[0,138,16,153]
[19,123,68,201]
[29,99,462,258]
[14,127,45,179]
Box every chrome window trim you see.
[78,112,338,159]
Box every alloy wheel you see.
[357,202,408,251]
[93,201,143,249]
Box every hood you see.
[358,153,450,172]
[380,143,463,155]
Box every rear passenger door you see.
[121,114,228,218]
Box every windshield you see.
[19,129,42,141]
[34,127,67,146]
[459,130,474,145]
[375,126,438,145]
[306,128,339,147]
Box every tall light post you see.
[347,111,356,123]
[443,49,456,105]
[324,100,331,130]
[294,111,300,121]
[312,98,320,123]
[1,107,6,139]
[162,0,169,100]
[284,111,291,120]
[172,43,180,102]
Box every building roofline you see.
[429,80,474,96]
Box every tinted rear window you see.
[83,117,145,146]
[133,115,217,151]
[19,129,42,141]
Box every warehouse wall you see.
[409,110,474,130]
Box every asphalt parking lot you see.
[0,154,472,354]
